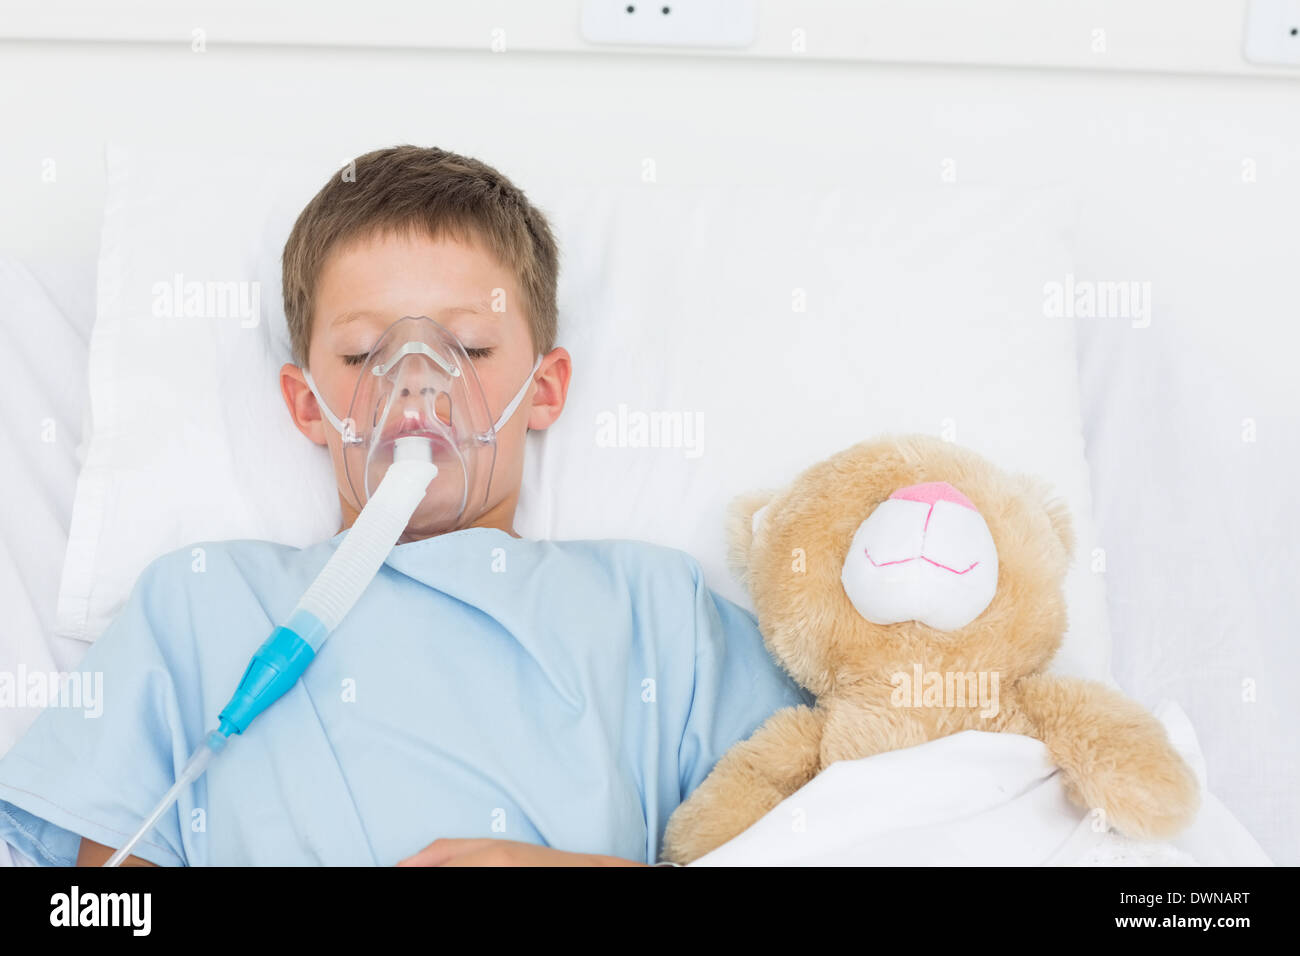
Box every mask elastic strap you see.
[301,367,353,439]
[492,354,543,434]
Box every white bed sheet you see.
[690,701,1272,867]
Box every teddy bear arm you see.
[659,704,826,864]
[1010,673,1200,840]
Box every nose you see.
[889,481,977,515]
[392,361,453,426]
[840,481,999,631]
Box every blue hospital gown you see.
[0,527,810,866]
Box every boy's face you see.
[281,229,570,538]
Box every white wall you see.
[1,0,1293,77]
[1,27,1296,862]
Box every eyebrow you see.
[331,304,492,327]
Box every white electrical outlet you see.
[1244,0,1300,66]
[579,0,757,49]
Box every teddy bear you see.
[661,434,1200,864]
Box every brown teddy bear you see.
[661,434,1200,864]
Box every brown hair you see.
[282,145,559,366]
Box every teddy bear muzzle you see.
[840,481,999,632]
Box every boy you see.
[0,146,810,866]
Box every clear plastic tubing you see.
[105,438,437,867]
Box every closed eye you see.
[342,346,493,366]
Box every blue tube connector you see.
[217,619,319,737]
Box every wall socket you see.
[1244,0,1300,65]
[579,0,758,49]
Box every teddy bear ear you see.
[1015,474,1074,563]
[726,490,777,587]
[1043,495,1076,562]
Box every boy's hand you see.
[396,837,647,867]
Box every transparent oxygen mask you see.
[342,316,499,538]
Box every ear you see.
[726,490,776,588]
[524,347,572,432]
[1014,473,1075,564]
[1043,495,1075,562]
[280,362,329,445]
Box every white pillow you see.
[0,258,93,757]
[59,144,1111,680]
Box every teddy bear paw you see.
[1073,751,1201,842]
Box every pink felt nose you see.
[889,481,976,513]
